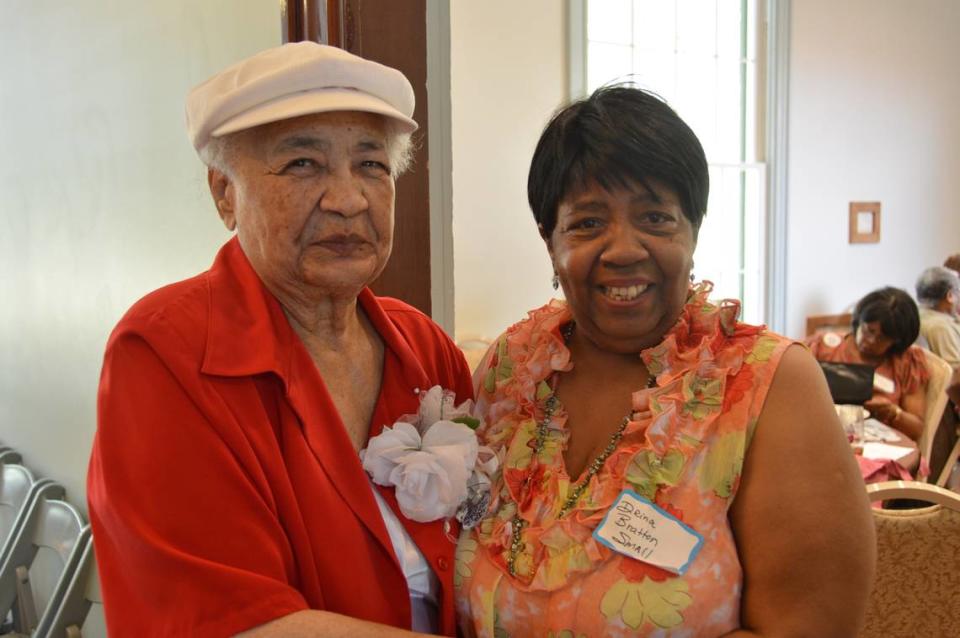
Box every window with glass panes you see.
[583,0,765,323]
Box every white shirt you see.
[369,482,440,633]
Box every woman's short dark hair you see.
[527,85,709,237]
[851,287,920,355]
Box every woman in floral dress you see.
[455,86,875,637]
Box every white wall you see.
[0,2,280,511]
[450,0,566,342]
[785,0,960,338]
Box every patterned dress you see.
[455,284,793,637]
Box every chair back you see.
[0,481,89,636]
[0,464,52,569]
[43,536,105,638]
[0,450,23,465]
[860,481,960,638]
[0,463,34,546]
[918,348,952,472]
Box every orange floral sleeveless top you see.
[455,284,793,637]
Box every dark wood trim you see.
[284,0,333,44]
[281,0,303,43]
[325,0,342,47]
[340,0,431,314]
[341,0,358,52]
[304,0,321,43]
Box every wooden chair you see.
[804,312,853,338]
[917,348,953,478]
[936,368,960,486]
[859,481,960,637]
[936,431,960,487]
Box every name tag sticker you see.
[593,490,703,575]
[873,372,895,394]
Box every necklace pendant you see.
[457,489,491,530]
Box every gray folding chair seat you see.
[39,537,103,638]
[0,482,89,636]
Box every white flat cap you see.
[186,42,417,153]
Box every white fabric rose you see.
[361,422,422,485]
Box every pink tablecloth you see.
[853,419,924,484]
[856,456,914,483]
[855,446,928,484]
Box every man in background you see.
[916,266,960,369]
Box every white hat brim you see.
[210,87,418,139]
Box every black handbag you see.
[818,361,874,405]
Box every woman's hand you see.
[865,393,925,441]
[727,345,875,637]
[864,397,898,424]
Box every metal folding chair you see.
[39,536,103,638]
[0,482,89,636]
[0,463,54,570]
[0,451,22,465]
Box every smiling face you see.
[547,179,696,354]
[210,111,395,303]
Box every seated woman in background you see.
[806,287,928,440]
[456,85,874,637]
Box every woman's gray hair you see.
[198,116,414,178]
[198,135,237,175]
[916,266,960,306]
[383,120,414,177]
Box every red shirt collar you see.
[200,237,430,391]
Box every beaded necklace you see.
[505,322,656,577]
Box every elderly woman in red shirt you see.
[88,43,474,637]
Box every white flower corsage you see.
[360,386,496,529]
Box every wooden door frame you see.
[283,0,341,47]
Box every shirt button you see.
[437,557,449,571]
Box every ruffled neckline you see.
[475,282,767,591]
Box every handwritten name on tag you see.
[593,490,704,575]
